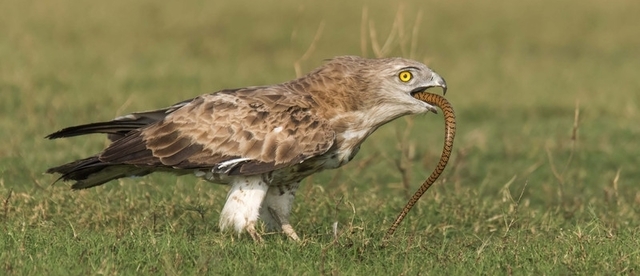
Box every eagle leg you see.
[219,176,268,242]
[260,182,300,241]
[270,208,300,241]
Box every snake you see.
[384,91,456,239]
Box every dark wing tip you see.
[45,130,65,140]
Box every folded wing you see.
[47,87,336,188]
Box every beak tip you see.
[432,72,447,95]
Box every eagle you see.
[46,56,447,241]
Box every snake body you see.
[384,91,456,239]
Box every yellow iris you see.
[398,71,413,82]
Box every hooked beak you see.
[409,72,447,114]
[410,72,448,96]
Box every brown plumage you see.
[47,56,447,241]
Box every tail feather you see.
[46,98,192,141]
[46,97,196,188]
[47,156,151,189]
[45,121,149,141]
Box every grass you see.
[1,0,640,274]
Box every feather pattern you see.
[95,87,336,174]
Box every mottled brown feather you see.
[96,87,336,174]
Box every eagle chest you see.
[264,142,362,186]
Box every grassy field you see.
[2,0,640,274]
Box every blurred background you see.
[2,0,638,200]
[2,0,640,218]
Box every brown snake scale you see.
[384,91,456,239]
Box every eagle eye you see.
[398,71,413,82]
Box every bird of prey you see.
[46,56,447,241]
